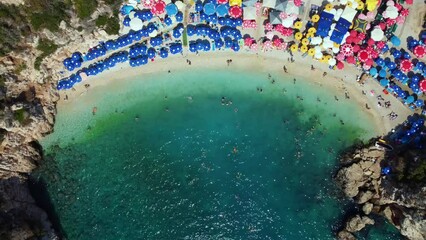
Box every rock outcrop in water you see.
[335,141,426,240]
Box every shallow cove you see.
[38,69,402,239]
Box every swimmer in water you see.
[233,147,238,154]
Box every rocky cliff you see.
[335,142,426,240]
[0,0,120,238]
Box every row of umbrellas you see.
[63,52,83,71]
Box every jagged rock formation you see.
[0,1,121,238]
[335,143,426,240]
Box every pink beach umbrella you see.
[294,0,303,7]
[250,21,257,28]
[336,53,345,61]
[229,6,242,18]
[399,59,413,72]
[264,22,273,31]
[279,12,287,19]
[350,30,357,37]
[250,43,258,51]
[413,45,426,58]
[340,43,354,56]
[357,49,370,63]
[255,2,262,9]
[336,61,344,70]
[217,0,228,4]
[282,28,293,37]
[263,40,272,49]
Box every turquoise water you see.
[38,69,402,239]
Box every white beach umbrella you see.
[339,0,348,5]
[314,51,323,59]
[282,18,294,28]
[128,0,138,7]
[350,1,358,9]
[336,9,343,19]
[332,46,340,53]
[371,28,384,41]
[384,6,398,19]
[175,1,186,10]
[130,18,143,31]
[129,11,136,19]
[149,30,158,37]
[322,37,333,49]
[311,36,323,45]
[328,58,337,66]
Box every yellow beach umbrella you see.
[320,56,327,63]
[333,42,340,48]
[347,1,353,7]
[306,32,314,38]
[308,27,316,34]
[295,32,303,40]
[294,21,303,29]
[357,1,364,10]
[290,44,298,52]
[302,38,310,46]
[325,55,332,61]
[311,14,320,23]
[325,3,333,11]
[308,48,315,56]
[229,0,242,6]
[300,45,308,53]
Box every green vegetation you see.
[73,0,98,19]
[183,28,188,46]
[35,38,58,70]
[0,3,29,56]
[14,63,27,75]
[28,0,72,32]
[95,14,120,35]
[13,108,27,124]
[406,160,426,182]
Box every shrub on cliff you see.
[34,38,58,70]
[73,0,98,19]
[28,0,72,32]
[95,14,119,35]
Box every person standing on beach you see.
[283,65,288,73]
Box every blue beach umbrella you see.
[123,16,131,27]
[203,3,216,15]
[411,75,421,83]
[387,61,397,70]
[176,12,184,22]
[392,49,402,59]
[159,48,169,58]
[405,95,415,104]
[380,79,389,87]
[195,1,203,11]
[147,48,156,59]
[164,17,173,26]
[121,5,134,15]
[375,57,385,66]
[369,67,378,76]
[391,36,401,46]
[165,3,178,16]
[379,69,387,78]
[217,4,229,17]
[415,99,424,107]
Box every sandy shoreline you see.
[58,49,412,136]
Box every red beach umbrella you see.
[358,32,366,41]
[152,0,166,14]
[244,37,253,46]
[350,30,357,37]
[376,41,386,49]
[352,45,360,53]
[370,50,379,59]
[366,58,374,66]
[229,6,242,18]
[345,36,353,44]
[346,56,356,64]
[340,43,353,56]
[273,38,282,47]
[400,8,409,17]
[217,0,228,4]
[357,49,370,62]
[420,80,426,92]
[400,59,413,72]
[367,38,375,46]
[413,45,426,58]
[337,61,344,69]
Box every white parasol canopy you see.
[328,58,337,66]
[130,18,143,31]
[371,28,384,41]
[282,17,294,28]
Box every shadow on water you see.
[28,142,67,239]
[28,175,66,239]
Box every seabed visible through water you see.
[37,69,402,239]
